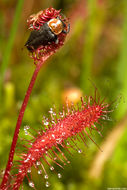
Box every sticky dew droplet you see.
[36,161,41,166]
[53,112,56,116]
[38,170,42,175]
[66,142,70,146]
[56,138,62,144]
[58,173,62,178]
[45,181,50,187]
[18,169,22,173]
[24,125,30,131]
[62,132,66,136]
[25,131,28,135]
[49,108,53,114]
[52,120,55,124]
[32,157,35,161]
[50,166,54,171]
[29,181,35,188]
[59,112,64,118]
[27,168,31,173]
[44,174,49,179]
[52,134,55,139]
[78,149,82,154]
[44,121,49,126]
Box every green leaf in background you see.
[116,0,127,119]
[0,0,24,101]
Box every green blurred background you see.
[0,0,127,189]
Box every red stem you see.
[0,61,44,189]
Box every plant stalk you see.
[0,60,44,189]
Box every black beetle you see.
[25,17,70,52]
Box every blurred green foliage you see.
[0,0,127,189]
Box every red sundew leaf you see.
[11,95,110,189]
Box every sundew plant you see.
[0,1,127,190]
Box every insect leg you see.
[62,23,70,34]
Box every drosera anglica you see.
[0,7,70,190]
[10,90,111,189]
[0,6,114,190]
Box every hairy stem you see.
[0,60,45,189]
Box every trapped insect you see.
[25,16,70,52]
